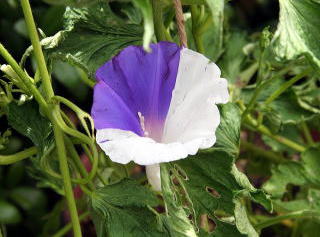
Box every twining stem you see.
[254,210,320,230]
[20,0,82,236]
[53,124,82,237]
[240,140,286,164]
[0,147,37,165]
[65,137,95,190]
[52,212,90,237]
[264,69,311,106]
[20,0,54,99]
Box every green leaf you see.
[27,151,64,196]
[132,0,154,51]
[172,151,271,236]
[185,0,224,61]
[7,100,53,152]
[215,103,241,156]
[264,147,320,198]
[234,198,259,237]
[268,91,314,124]
[219,32,248,83]
[46,1,143,76]
[90,178,164,237]
[0,200,21,224]
[273,0,320,68]
[263,148,320,225]
[263,161,307,198]
[160,163,197,237]
[161,102,271,236]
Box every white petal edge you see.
[162,48,229,148]
[96,128,214,165]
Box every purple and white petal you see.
[92,42,229,166]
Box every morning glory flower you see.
[91,42,229,190]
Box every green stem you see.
[244,115,306,152]
[264,69,311,106]
[65,137,95,190]
[240,140,286,163]
[21,0,54,99]
[191,5,205,54]
[0,147,37,165]
[151,0,168,42]
[242,67,291,120]
[0,44,48,111]
[255,210,320,230]
[20,0,82,236]
[53,124,82,237]
[301,121,314,146]
[53,212,90,237]
[77,68,95,88]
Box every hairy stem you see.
[0,147,37,165]
[255,210,320,230]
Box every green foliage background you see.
[0,0,320,236]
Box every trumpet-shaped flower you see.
[91,42,229,190]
